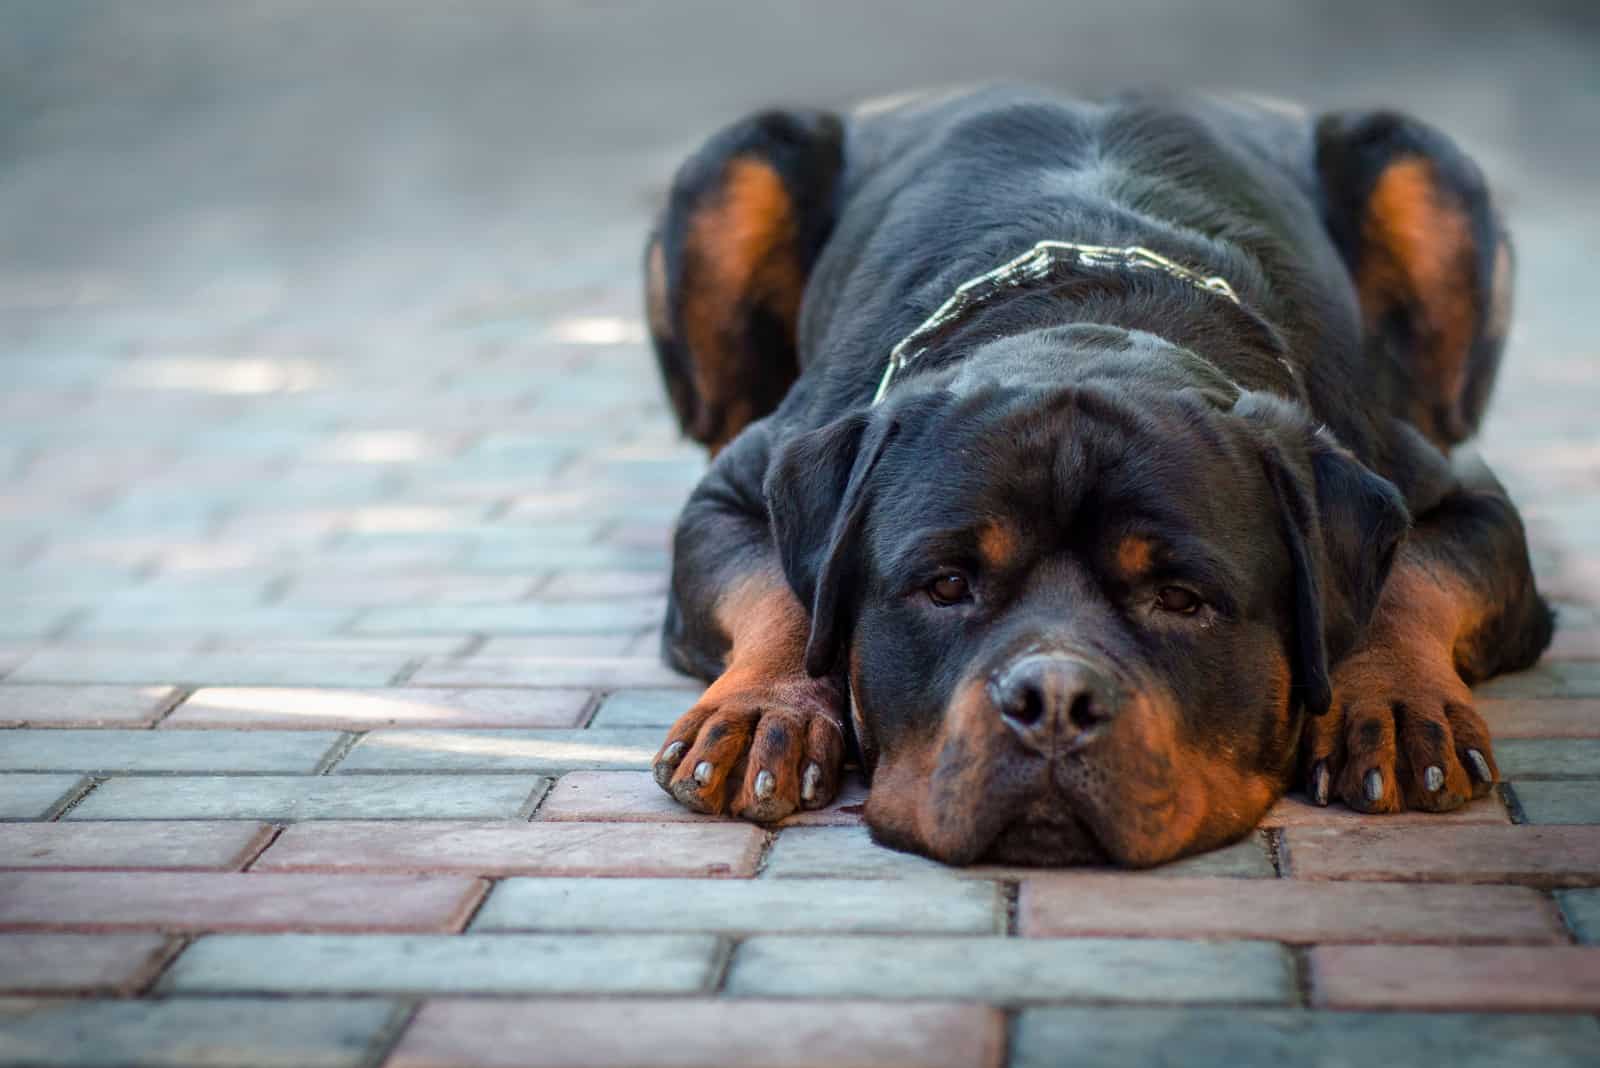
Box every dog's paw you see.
[652,672,846,822]
[1303,645,1497,814]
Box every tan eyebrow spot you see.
[978,521,1021,570]
[1116,535,1155,577]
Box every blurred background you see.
[2,1,1596,651]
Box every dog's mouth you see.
[979,810,1109,866]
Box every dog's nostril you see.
[1004,684,1046,728]
[1068,691,1098,731]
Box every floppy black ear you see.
[764,411,895,677]
[1243,399,1410,716]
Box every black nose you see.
[986,654,1119,750]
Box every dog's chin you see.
[977,816,1109,866]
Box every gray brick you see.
[1498,739,1600,779]
[0,730,341,774]
[162,932,719,994]
[0,684,177,727]
[353,598,662,635]
[0,774,83,817]
[473,877,1002,934]
[76,605,358,637]
[1514,782,1600,824]
[727,935,1293,1003]
[334,728,659,772]
[1012,1008,1600,1068]
[0,996,396,1067]
[9,648,411,686]
[409,655,696,689]
[1559,889,1600,943]
[68,775,546,820]
[1477,662,1600,698]
[588,687,696,727]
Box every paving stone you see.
[474,876,1001,934]
[1311,945,1600,1011]
[763,824,1272,879]
[1019,875,1565,943]
[354,598,662,635]
[1479,699,1600,738]
[1478,663,1600,698]
[1546,624,1600,661]
[0,729,341,773]
[1498,738,1600,777]
[587,687,698,726]
[475,634,639,657]
[1559,889,1600,942]
[728,935,1293,1003]
[1512,781,1600,823]
[410,655,696,689]
[1260,793,1510,826]
[162,932,719,994]
[388,998,1004,1068]
[8,647,412,686]
[334,728,659,772]
[0,996,397,1067]
[0,933,172,993]
[0,872,484,932]
[0,684,177,727]
[1282,825,1600,886]
[535,770,868,825]
[77,604,358,637]
[165,686,590,729]
[0,774,83,817]
[69,775,545,821]
[0,821,273,870]
[540,569,668,598]
[254,820,764,877]
[1011,1008,1600,1068]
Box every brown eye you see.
[1155,586,1202,614]
[928,571,972,606]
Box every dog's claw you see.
[1466,748,1493,784]
[1363,768,1384,804]
[654,741,687,786]
[1424,765,1445,792]
[694,760,714,786]
[1310,760,1330,806]
[801,762,822,804]
[754,769,775,799]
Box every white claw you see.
[754,769,775,799]
[801,763,822,804]
[694,760,713,785]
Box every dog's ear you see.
[764,410,897,677]
[1237,395,1411,716]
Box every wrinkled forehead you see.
[869,383,1271,572]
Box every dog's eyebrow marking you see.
[978,520,1021,571]
[1115,535,1156,577]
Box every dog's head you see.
[766,327,1408,866]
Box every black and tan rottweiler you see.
[642,87,1551,867]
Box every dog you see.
[641,87,1552,867]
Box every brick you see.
[0,728,341,773]
[0,684,176,727]
[474,876,1001,934]
[1312,945,1600,1011]
[1479,698,1600,738]
[354,598,662,635]
[333,728,660,772]
[1478,663,1600,699]
[540,569,667,598]
[388,999,1004,1068]
[410,655,696,689]
[1282,825,1600,886]
[0,933,171,993]
[77,604,357,637]
[162,932,719,994]
[0,872,484,932]
[0,773,83,817]
[728,935,1292,1003]
[1260,793,1510,827]
[69,775,545,821]
[763,825,1272,879]
[1560,889,1600,942]
[1546,624,1600,661]
[1020,875,1564,943]
[255,820,765,877]
[9,647,411,686]
[0,821,273,870]
[1497,738,1600,777]
[586,687,697,726]
[534,770,867,825]
[475,634,638,657]
[0,997,396,1067]
[1512,781,1600,824]
[165,686,590,729]
[1012,1008,1600,1068]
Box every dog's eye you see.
[1154,586,1202,614]
[927,571,972,606]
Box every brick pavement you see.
[3,4,1599,1066]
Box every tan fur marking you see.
[978,521,1021,571]
[1115,535,1155,578]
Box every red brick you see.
[1259,794,1510,828]
[1019,875,1564,944]
[536,771,866,826]
[1283,826,1600,886]
[388,998,1003,1068]
[1479,699,1600,738]
[0,933,172,993]
[0,872,484,932]
[165,686,590,729]
[1312,945,1600,1011]
[254,820,765,877]
[0,821,274,871]
[0,685,178,727]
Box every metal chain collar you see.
[871,240,1248,405]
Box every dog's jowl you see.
[644,88,1551,867]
